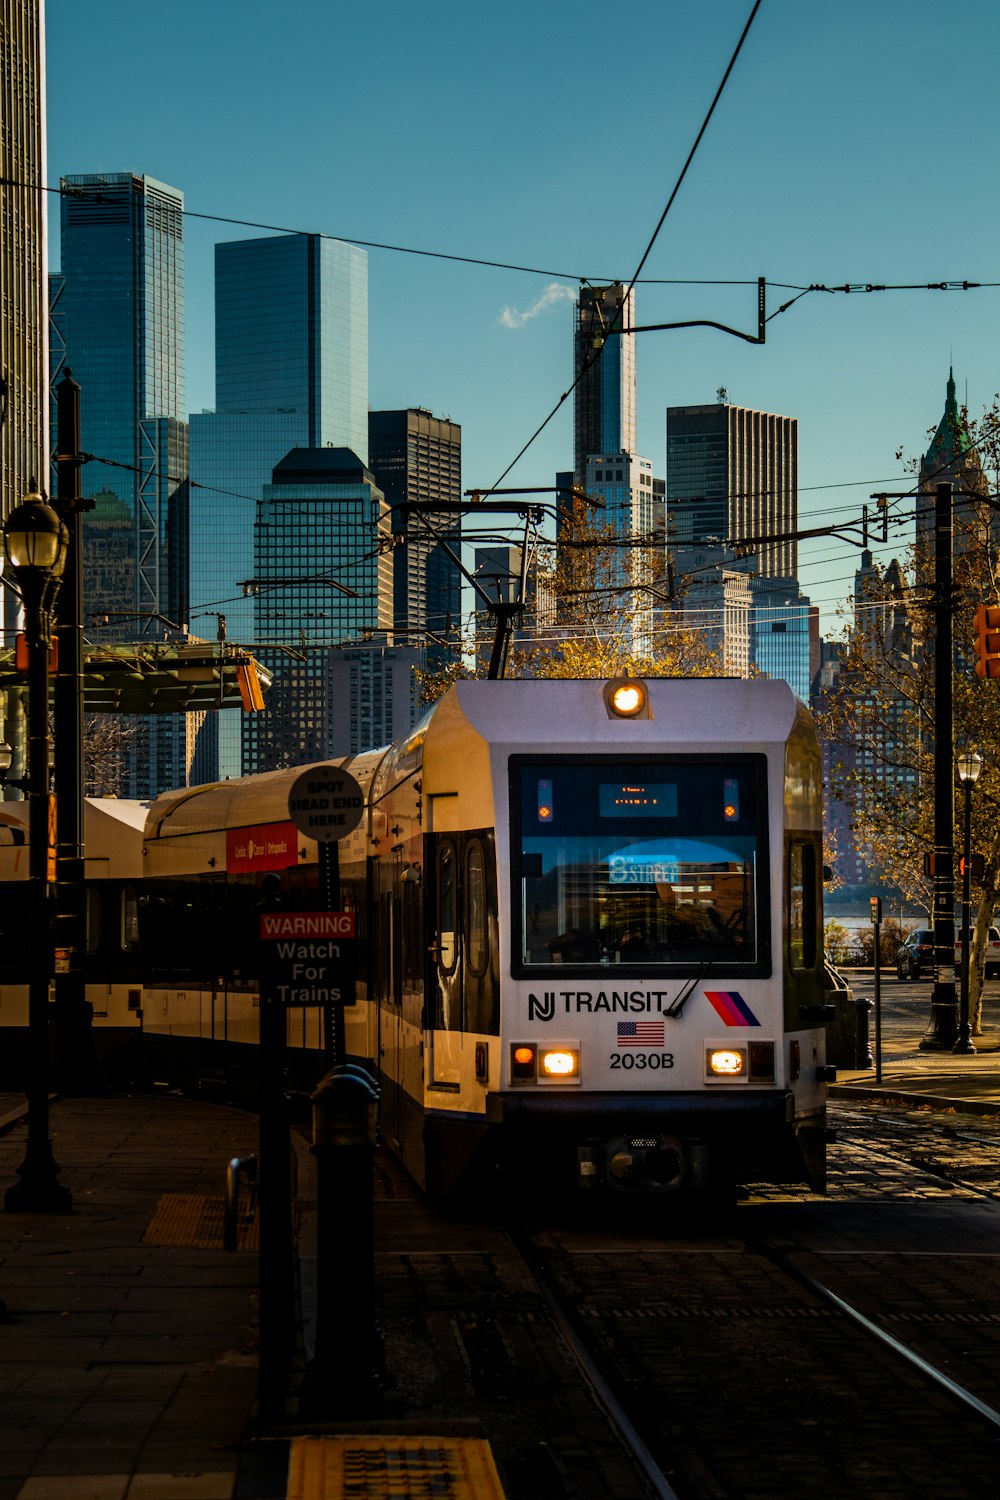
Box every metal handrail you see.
[223,1153,258,1253]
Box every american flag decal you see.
[617,1020,666,1047]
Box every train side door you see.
[376,875,405,1152]
[427,835,463,1088]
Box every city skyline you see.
[40,0,1000,639]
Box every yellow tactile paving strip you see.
[142,1192,259,1250]
[287,1435,506,1499]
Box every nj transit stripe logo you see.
[704,990,760,1027]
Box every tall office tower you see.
[573,283,635,485]
[189,233,368,778]
[1,1,47,775]
[367,409,461,665]
[248,448,392,772]
[582,452,659,650]
[673,544,752,677]
[325,639,423,756]
[917,369,990,552]
[1,2,47,520]
[56,172,188,797]
[749,576,812,702]
[666,400,798,581]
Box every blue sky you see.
[43,0,1000,634]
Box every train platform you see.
[0,1091,508,1500]
[1,985,1000,1500]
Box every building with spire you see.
[917,368,992,557]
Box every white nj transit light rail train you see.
[138,675,834,1199]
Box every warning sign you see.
[259,909,356,1006]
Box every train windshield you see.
[514,758,765,971]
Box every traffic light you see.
[973,603,1000,678]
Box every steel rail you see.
[746,1234,1000,1436]
[509,1230,681,1500]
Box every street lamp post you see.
[3,485,72,1212]
[955,751,983,1057]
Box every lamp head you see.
[957,750,983,786]
[4,485,69,580]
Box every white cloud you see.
[499,281,577,329]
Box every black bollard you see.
[306,1067,383,1416]
[855,996,874,1069]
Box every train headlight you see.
[511,1043,580,1084]
[603,675,652,719]
[540,1048,579,1079]
[706,1046,747,1080]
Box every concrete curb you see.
[829,1082,1000,1118]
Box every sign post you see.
[256,872,294,1424]
[870,896,882,1083]
[286,766,364,1064]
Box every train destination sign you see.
[259,909,356,1006]
[287,765,364,842]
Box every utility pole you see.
[920,481,958,1049]
[51,370,102,1092]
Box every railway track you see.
[500,1185,1000,1500]
[371,1104,1000,1500]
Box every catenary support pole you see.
[921,481,958,1050]
[51,371,103,1093]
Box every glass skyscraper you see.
[56,172,187,636]
[573,283,635,485]
[55,172,188,798]
[247,448,392,772]
[189,232,368,778]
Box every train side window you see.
[465,840,488,978]
[121,886,140,952]
[789,842,817,970]
[85,888,102,955]
[437,840,458,974]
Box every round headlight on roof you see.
[603,675,652,719]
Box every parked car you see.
[896,925,1000,980]
[896,928,935,980]
[954,925,1000,978]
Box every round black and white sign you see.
[287,765,365,842]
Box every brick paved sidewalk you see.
[0,1095,259,1500]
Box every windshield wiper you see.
[664,907,747,1019]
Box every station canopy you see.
[0,640,270,716]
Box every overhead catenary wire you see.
[5,170,999,300]
[486,0,764,493]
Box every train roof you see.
[440,676,805,749]
[143,752,386,841]
[0,796,149,874]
